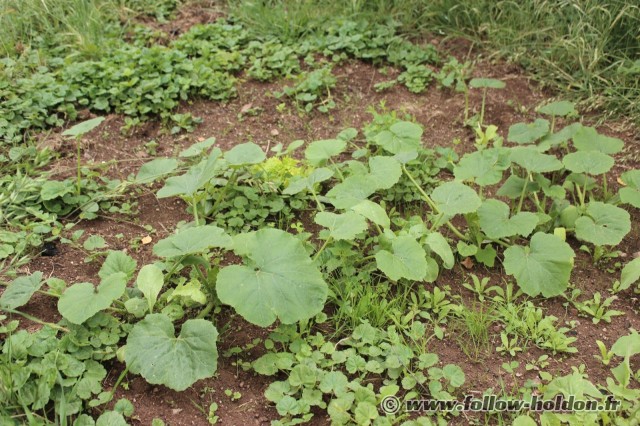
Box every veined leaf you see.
[453,148,510,186]
[282,167,333,195]
[62,117,105,137]
[619,170,640,208]
[135,158,179,184]
[0,271,44,310]
[327,175,378,209]
[425,232,454,269]
[375,236,429,281]
[179,137,216,158]
[58,273,127,324]
[225,142,266,166]
[350,200,390,229]
[575,202,630,246]
[372,121,423,154]
[478,199,538,239]
[99,251,136,281]
[368,156,402,189]
[562,151,614,175]
[537,101,577,117]
[431,181,481,216]
[510,147,562,173]
[572,126,623,154]
[136,265,164,313]
[507,119,549,144]
[305,139,347,166]
[153,225,231,257]
[469,78,505,89]
[314,211,368,241]
[157,148,222,198]
[620,258,640,291]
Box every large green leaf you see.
[99,251,137,281]
[453,148,510,186]
[575,202,630,246]
[0,271,44,310]
[282,167,333,195]
[375,236,429,281]
[538,123,582,151]
[507,119,550,144]
[372,121,422,154]
[179,137,216,158]
[157,148,222,198]
[216,229,328,326]
[327,174,378,209]
[136,265,164,313]
[469,78,505,89]
[135,158,179,184]
[431,182,481,216]
[620,257,640,291]
[350,200,390,229]
[305,139,347,166]
[478,199,538,239]
[537,101,577,117]
[315,211,368,241]
[58,273,127,324]
[62,117,105,137]
[572,126,623,154]
[224,142,266,166]
[562,151,614,175]
[510,147,563,173]
[153,225,231,257]
[619,170,640,208]
[368,156,402,189]
[503,232,575,297]
[424,232,454,269]
[125,314,218,391]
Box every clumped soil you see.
[7,9,640,426]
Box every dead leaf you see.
[141,236,152,245]
[240,103,253,113]
[460,257,474,269]
[270,129,280,136]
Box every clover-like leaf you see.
[453,148,510,186]
[305,139,347,166]
[62,117,105,138]
[0,271,44,310]
[125,314,218,391]
[503,232,575,297]
[224,142,266,166]
[469,78,505,89]
[375,236,429,281]
[372,121,423,154]
[136,265,164,313]
[431,181,481,216]
[216,229,328,326]
[507,119,550,144]
[537,101,577,117]
[572,126,623,154]
[153,225,231,257]
[135,158,179,184]
[510,147,563,173]
[562,151,614,175]
[478,199,539,239]
[157,148,222,198]
[575,202,630,246]
[315,211,368,241]
[58,273,127,324]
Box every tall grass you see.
[230,0,640,124]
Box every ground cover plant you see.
[1,0,640,425]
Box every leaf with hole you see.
[574,202,630,246]
[503,232,575,297]
[478,199,539,239]
[216,229,328,326]
[431,182,481,216]
[58,273,127,324]
[125,314,218,391]
[153,225,231,257]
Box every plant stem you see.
[211,169,238,214]
[76,137,82,195]
[479,89,487,127]
[107,366,130,404]
[310,187,324,211]
[313,237,332,262]
[197,301,215,319]
[329,158,344,181]
[516,173,530,213]
[602,174,608,201]
[5,309,69,332]
[192,198,200,225]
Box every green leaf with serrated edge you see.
[157,148,222,198]
[375,236,428,281]
[216,229,327,326]
[136,265,163,313]
[562,151,614,175]
[135,158,179,184]
[327,174,378,209]
[537,101,577,117]
[368,156,402,189]
[58,273,127,324]
[350,200,390,229]
[503,232,575,297]
[179,137,216,158]
[224,142,265,166]
[431,181,481,215]
[572,126,623,154]
[620,258,640,290]
[575,202,630,246]
[372,121,422,154]
[125,314,218,391]
[453,148,510,186]
[282,167,333,195]
[0,271,44,309]
[469,78,505,89]
[509,147,563,173]
[305,139,346,166]
[507,119,550,144]
[153,225,231,257]
[477,199,538,239]
[425,232,454,269]
[62,117,105,138]
[99,251,136,280]
[315,211,368,241]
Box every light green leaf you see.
[620,258,640,291]
[168,280,207,305]
[538,123,582,150]
[62,117,105,138]
[372,121,423,154]
[368,156,402,189]
[179,137,216,158]
[431,181,481,216]
[327,175,378,209]
[611,332,640,359]
[40,180,73,200]
[562,151,614,175]
[224,142,265,166]
[125,314,218,391]
[99,251,136,281]
[478,199,538,239]
[136,265,164,313]
[157,149,222,198]
[0,271,44,310]
[453,148,510,186]
[572,126,623,154]
[575,202,630,246]
[95,411,127,426]
[350,200,390,229]
[512,415,537,426]
[537,101,577,117]
[503,232,575,297]
[425,232,454,269]
[83,235,107,251]
[469,78,505,89]
[305,139,346,166]
[315,211,368,241]
[510,147,563,173]
[153,225,231,257]
[58,273,127,324]
[619,170,640,208]
[282,167,333,195]
[507,119,550,144]
[135,158,179,184]
[375,236,429,281]
[216,229,328,326]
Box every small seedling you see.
[469,78,506,127]
[62,117,106,195]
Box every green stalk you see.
[197,301,215,319]
[76,136,82,195]
[479,88,487,127]
[329,158,345,182]
[310,187,324,212]
[313,237,332,262]
[602,174,608,201]
[191,198,200,225]
[210,169,238,214]
[5,309,69,332]
[516,173,530,213]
